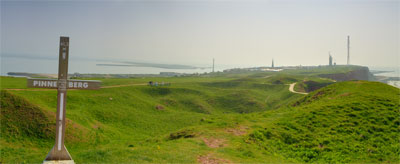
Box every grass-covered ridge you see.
[0,66,398,163]
[0,74,301,163]
[1,90,53,140]
[249,81,400,163]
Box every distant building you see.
[329,52,333,66]
[73,72,81,78]
[272,59,274,68]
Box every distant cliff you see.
[319,66,374,81]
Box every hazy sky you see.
[1,0,399,68]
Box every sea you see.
[0,56,229,75]
[369,66,400,88]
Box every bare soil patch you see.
[203,138,227,148]
[155,104,165,110]
[197,153,232,164]
[225,125,249,136]
[339,92,352,97]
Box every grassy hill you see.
[0,74,301,163]
[249,81,400,163]
[1,67,398,163]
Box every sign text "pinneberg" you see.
[28,79,100,90]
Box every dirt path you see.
[197,138,231,164]
[100,83,147,88]
[225,125,248,136]
[197,125,250,163]
[202,138,227,148]
[288,83,308,95]
[197,153,232,164]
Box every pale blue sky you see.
[1,0,399,67]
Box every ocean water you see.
[0,56,224,75]
[369,66,400,88]
[369,66,400,77]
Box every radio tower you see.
[347,35,350,65]
[212,58,215,72]
[272,59,274,68]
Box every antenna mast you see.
[212,58,215,72]
[272,58,274,68]
[347,35,350,65]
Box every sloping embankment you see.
[319,66,374,82]
[249,81,400,163]
[0,90,54,139]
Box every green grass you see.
[0,77,28,90]
[1,66,399,163]
[249,81,400,163]
[1,73,299,163]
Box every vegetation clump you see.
[295,80,334,92]
[168,129,196,140]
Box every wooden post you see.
[26,37,101,163]
[45,36,71,161]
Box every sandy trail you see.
[100,83,147,88]
[288,82,308,95]
[197,153,232,164]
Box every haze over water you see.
[0,56,230,75]
[1,0,399,70]
[2,55,399,78]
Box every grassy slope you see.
[294,78,334,93]
[249,81,400,163]
[0,74,301,163]
[1,66,398,163]
[1,90,53,162]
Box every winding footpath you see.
[288,82,308,95]
[100,83,147,88]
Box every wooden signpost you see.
[27,37,101,163]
